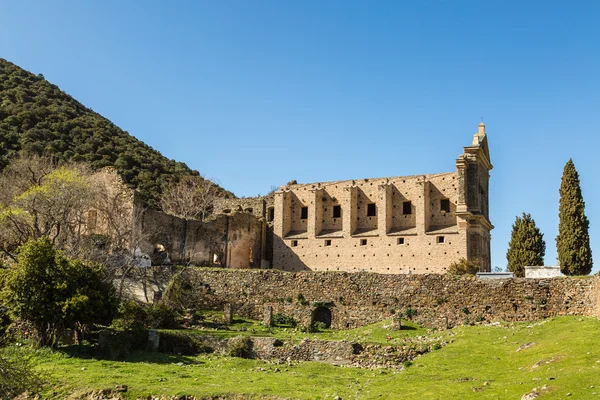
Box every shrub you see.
[1,237,117,346]
[0,346,43,398]
[98,328,147,360]
[448,258,481,276]
[158,331,212,355]
[227,335,252,358]
[112,301,147,331]
[404,307,417,320]
[403,360,413,369]
[272,313,297,327]
[312,321,327,331]
[296,293,308,306]
[146,303,178,329]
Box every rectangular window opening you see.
[268,207,275,222]
[440,199,450,212]
[367,203,376,217]
[300,206,308,220]
[291,240,298,247]
[437,236,445,244]
[333,205,341,218]
[403,201,412,215]
[397,238,405,245]
[360,239,368,246]
[325,239,332,246]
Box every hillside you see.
[0,58,232,205]
[15,316,600,399]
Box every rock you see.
[115,384,128,392]
[516,342,536,352]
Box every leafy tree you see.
[556,159,593,275]
[0,158,93,259]
[447,258,481,275]
[506,213,546,277]
[1,237,117,346]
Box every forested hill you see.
[0,58,232,205]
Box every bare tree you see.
[159,175,219,221]
[0,156,94,259]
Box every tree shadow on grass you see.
[399,325,417,331]
[57,344,203,365]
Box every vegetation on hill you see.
[0,58,232,206]
[556,159,593,275]
[506,213,545,277]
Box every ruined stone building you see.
[215,123,493,274]
[90,123,492,274]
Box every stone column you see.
[342,185,357,237]
[416,178,429,235]
[263,305,273,327]
[148,329,160,351]
[223,303,233,325]
[377,183,392,236]
[392,314,402,330]
[308,188,323,238]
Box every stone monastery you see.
[211,122,493,274]
[89,123,492,274]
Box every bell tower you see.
[455,123,493,271]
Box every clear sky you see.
[1,1,599,271]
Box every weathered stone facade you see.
[211,123,493,274]
[167,269,600,330]
[134,206,265,268]
[271,123,493,273]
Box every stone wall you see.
[134,209,266,268]
[169,269,599,330]
[270,124,493,274]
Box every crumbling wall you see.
[134,208,264,268]
[169,269,599,330]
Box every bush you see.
[112,301,147,331]
[448,258,481,276]
[146,303,178,329]
[1,237,117,346]
[296,293,308,306]
[272,313,297,327]
[404,308,417,320]
[98,328,147,360]
[227,335,252,358]
[312,321,327,331]
[0,346,43,397]
[112,301,179,330]
[158,331,212,355]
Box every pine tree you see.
[556,159,593,275]
[506,213,546,277]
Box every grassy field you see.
[177,310,427,344]
[18,316,600,399]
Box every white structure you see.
[477,272,514,280]
[525,266,563,279]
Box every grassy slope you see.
[26,316,600,399]
[175,310,427,344]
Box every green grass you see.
[185,311,426,344]
[20,316,600,399]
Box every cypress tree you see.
[506,213,546,277]
[556,159,593,275]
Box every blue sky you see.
[1,1,599,271]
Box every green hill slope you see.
[15,316,600,399]
[0,58,232,205]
